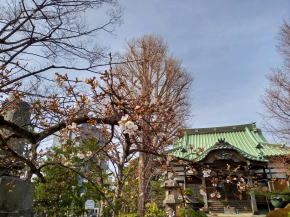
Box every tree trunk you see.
[113,165,125,217]
[138,152,146,216]
[112,183,123,216]
[138,152,153,217]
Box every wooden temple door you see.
[223,183,238,200]
[223,183,247,201]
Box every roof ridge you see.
[185,123,257,135]
[264,143,290,149]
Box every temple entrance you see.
[207,182,247,201]
[222,183,247,201]
[202,154,250,202]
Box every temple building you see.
[169,123,290,214]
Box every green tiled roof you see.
[171,123,290,162]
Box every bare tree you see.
[262,21,290,143]
[111,35,192,216]
[0,0,120,92]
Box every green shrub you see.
[184,188,194,196]
[266,208,290,217]
[251,187,290,201]
[145,203,166,217]
[118,213,140,217]
[177,207,208,217]
[196,198,205,207]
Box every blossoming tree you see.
[0,2,193,215]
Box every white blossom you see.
[86,151,93,157]
[210,191,221,198]
[216,192,221,198]
[121,114,129,122]
[202,169,211,177]
[118,115,138,135]
[77,153,85,159]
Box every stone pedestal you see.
[0,176,34,217]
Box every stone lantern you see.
[161,175,180,217]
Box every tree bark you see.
[112,164,125,217]
[113,180,123,216]
[138,152,146,216]
[138,152,153,217]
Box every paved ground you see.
[208,213,266,217]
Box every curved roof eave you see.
[194,143,268,162]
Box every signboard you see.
[85,200,95,210]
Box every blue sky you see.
[95,0,290,137]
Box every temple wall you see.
[255,163,287,179]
